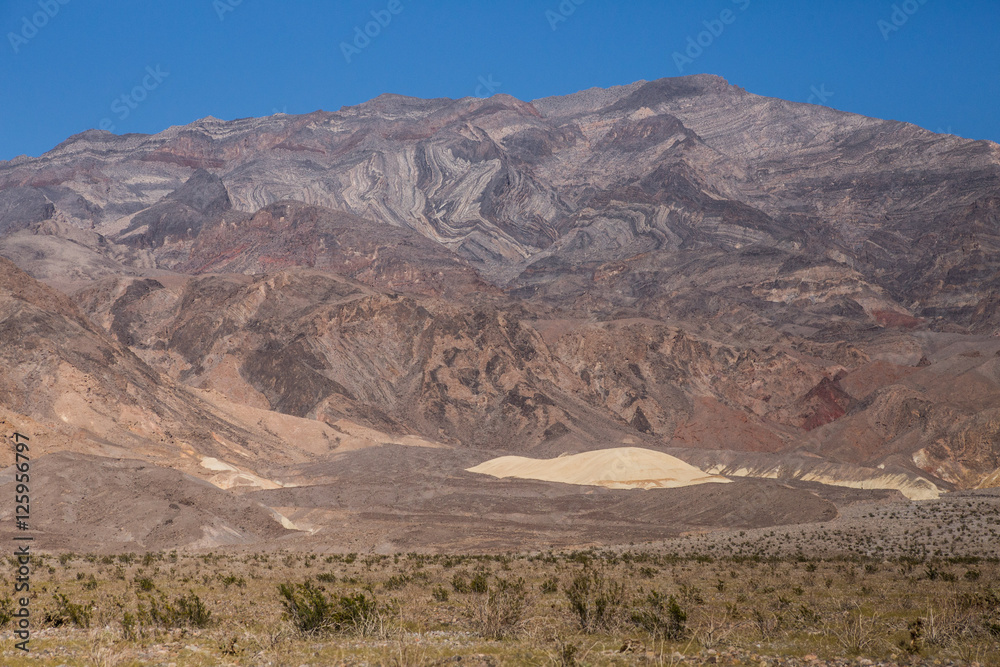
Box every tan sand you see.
[467,447,730,490]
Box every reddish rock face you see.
[797,377,854,432]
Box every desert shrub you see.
[383,573,410,591]
[432,586,449,602]
[278,581,330,635]
[630,591,687,640]
[451,572,470,593]
[540,576,560,594]
[45,592,93,628]
[278,581,386,637]
[134,577,155,592]
[554,640,581,667]
[316,572,337,583]
[0,597,13,627]
[469,576,529,640]
[898,618,923,655]
[678,582,704,605]
[470,570,490,594]
[173,591,212,627]
[564,570,628,633]
[797,603,822,627]
[121,611,138,641]
[830,610,882,656]
[750,607,783,642]
[441,555,463,568]
[141,591,212,629]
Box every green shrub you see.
[278,581,331,635]
[135,577,155,592]
[383,573,410,591]
[174,591,212,627]
[45,592,93,628]
[278,581,386,637]
[220,574,246,588]
[630,591,687,640]
[470,576,529,640]
[470,571,490,594]
[121,611,138,641]
[540,576,560,594]
[451,572,470,593]
[141,591,212,629]
[0,597,13,627]
[564,570,628,633]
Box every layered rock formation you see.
[1,75,999,550]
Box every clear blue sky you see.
[1,0,998,160]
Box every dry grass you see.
[0,543,997,666]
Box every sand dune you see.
[467,447,730,489]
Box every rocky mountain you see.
[1,74,998,551]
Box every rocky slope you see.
[1,75,998,550]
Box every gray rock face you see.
[120,168,232,249]
[1,74,997,317]
[0,187,54,234]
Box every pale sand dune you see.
[467,447,730,490]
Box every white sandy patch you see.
[703,463,943,501]
[467,447,730,490]
[200,457,239,472]
[200,457,289,491]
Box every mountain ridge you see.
[1,75,998,550]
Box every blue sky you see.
[1,0,998,160]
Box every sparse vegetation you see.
[44,591,93,628]
[2,512,999,666]
[468,575,529,639]
[564,568,628,633]
[629,590,687,640]
[278,580,387,637]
